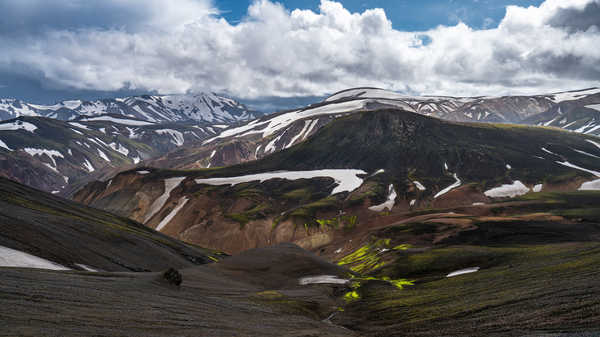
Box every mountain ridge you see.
[0,92,260,124]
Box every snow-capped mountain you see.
[0,115,223,194]
[145,87,600,171]
[0,92,259,124]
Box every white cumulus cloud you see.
[0,0,598,99]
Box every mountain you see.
[143,87,600,171]
[0,177,222,271]
[0,92,259,124]
[0,115,223,194]
[74,108,600,254]
[3,109,600,336]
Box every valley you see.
[2,88,600,337]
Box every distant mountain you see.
[0,115,223,194]
[0,92,260,124]
[75,108,600,254]
[144,87,600,171]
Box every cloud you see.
[0,0,599,99]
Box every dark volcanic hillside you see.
[145,87,600,172]
[0,177,222,271]
[5,175,600,336]
[75,109,600,253]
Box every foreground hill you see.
[0,115,223,194]
[0,177,221,271]
[0,92,259,124]
[4,176,600,335]
[75,108,600,253]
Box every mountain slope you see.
[74,108,600,253]
[0,115,223,194]
[146,87,600,171]
[0,177,222,271]
[0,92,259,123]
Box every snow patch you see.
[533,184,543,193]
[75,263,98,272]
[69,122,89,130]
[484,181,530,198]
[586,139,600,150]
[549,88,600,103]
[0,245,70,270]
[80,116,155,126]
[413,181,426,191]
[109,142,129,156]
[371,169,385,176]
[82,159,95,172]
[573,149,600,159]
[155,129,184,146]
[285,120,312,149]
[23,148,64,168]
[155,197,189,232]
[434,173,461,199]
[556,161,600,178]
[203,99,371,144]
[369,184,397,212]
[195,169,367,195]
[97,149,110,162]
[144,177,187,223]
[299,275,349,285]
[0,120,37,133]
[579,179,600,191]
[137,170,150,174]
[541,147,556,156]
[447,267,480,278]
[585,104,600,112]
[0,139,12,151]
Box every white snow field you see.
[0,120,38,133]
[80,116,155,126]
[484,181,530,198]
[579,179,600,191]
[0,245,70,270]
[195,169,367,195]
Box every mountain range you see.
[144,87,600,170]
[0,92,258,124]
[75,107,600,254]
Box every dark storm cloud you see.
[547,1,600,32]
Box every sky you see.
[0,0,598,111]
